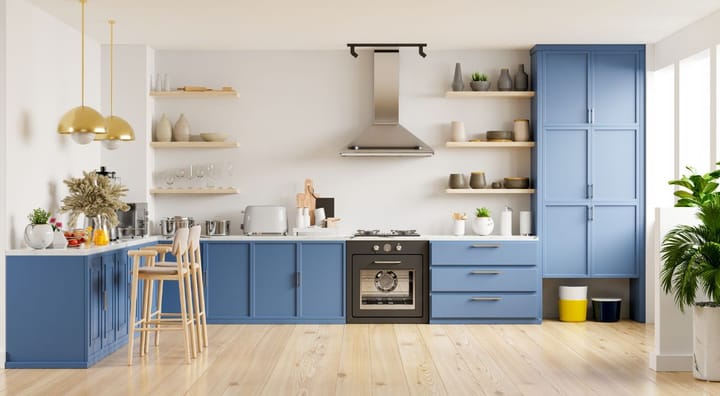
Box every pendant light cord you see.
[109,20,114,116]
[80,0,86,107]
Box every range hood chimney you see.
[341,44,433,157]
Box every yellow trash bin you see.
[559,286,587,322]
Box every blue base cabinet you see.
[6,242,155,369]
[429,241,541,324]
[531,44,645,321]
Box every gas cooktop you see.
[352,229,421,238]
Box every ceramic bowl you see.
[200,133,228,142]
[504,177,530,189]
[486,130,513,141]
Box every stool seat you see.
[138,266,189,276]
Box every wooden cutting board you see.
[296,179,317,225]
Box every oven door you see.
[352,254,423,318]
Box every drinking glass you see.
[175,168,186,188]
[164,173,175,189]
[225,162,234,188]
[194,165,206,188]
[206,163,216,188]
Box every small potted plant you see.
[24,208,53,249]
[472,207,494,235]
[470,73,491,91]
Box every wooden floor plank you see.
[1,322,719,395]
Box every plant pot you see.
[472,217,494,236]
[23,224,53,249]
[693,303,720,381]
[470,81,491,91]
[52,230,68,249]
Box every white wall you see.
[654,8,720,70]
[2,0,102,365]
[152,50,532,235]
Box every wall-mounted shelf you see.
[445,188,535,194]
[445,91,535,99]
[150,188,239,195]
[446,141,535,148]
[150,90,239,98]
[150,141,239,149]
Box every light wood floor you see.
[1,321,718,395]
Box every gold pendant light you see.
[98,19,134,150]
[57,0,106,144]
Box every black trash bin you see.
[591,298,622,322]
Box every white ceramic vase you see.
[24,224,53,249]
[156,113,172,142]
[52,230,68,249]
[472,217,494,236]
[173,113,190,142]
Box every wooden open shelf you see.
[445,188,535,194]
[445,91,535,99]
[150,141,239,149]
[446,141,535,148]
[150,188,239,195]
[150,90,239,98]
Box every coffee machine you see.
[115,202,149,240]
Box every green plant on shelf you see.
[475,207,491,217]
[471,72,488,82]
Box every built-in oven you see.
[347,239,428,323]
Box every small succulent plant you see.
[472,73,488,82]
[476,207,491,217]
[27,208,51,224]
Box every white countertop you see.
[5,234,538,256]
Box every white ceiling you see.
[29,0,720,50]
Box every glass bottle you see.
[92,215,110,246]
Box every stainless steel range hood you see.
[340,50,434,157]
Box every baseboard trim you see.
[649,352,692,371]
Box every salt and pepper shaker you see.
[501,206,513,236]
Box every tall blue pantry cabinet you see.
[530,45,645,321]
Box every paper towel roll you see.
[520,211,531,236]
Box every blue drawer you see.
[432,267,538,292]
[431,293,539,319]
[431,241,537,265]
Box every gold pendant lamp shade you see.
[58,0,106,144]
[99,20,134,150]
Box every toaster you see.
[243,206,288,235]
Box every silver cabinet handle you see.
[589,184,594,199]
[591,108,595,124]
[103,290,108,312]
[471,244,499,248]
[296,271,301,288]
[588,206,594,221]
[470,297,502,301]
[470,270,501,275]
[587,108,591,123]
[373,260,402,264]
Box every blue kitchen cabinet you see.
[429,241,541,324]
[254,243,298,317]
[532,44,645,320]
[205,242,250,322]
[300,242,345,319]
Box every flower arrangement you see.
[27,208,51,224]
[60,171,130,227]
[49,218,63,232]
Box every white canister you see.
[450,121,467,142]
[452,219,466,236]
[303,207,311,227]
[296,208,306,228]
[513,119,530,141]
[519,211,532,236]
[500,206,513,236]
[314,207,326,225]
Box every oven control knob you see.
[372,245,380,252]
[395,244,402,252]
[383,243,392,252]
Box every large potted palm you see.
[661,193,720,380]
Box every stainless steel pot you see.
[160,216,194,237]
[205,220,230,236]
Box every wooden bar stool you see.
[127,227,196,365]
[141,225,207,352]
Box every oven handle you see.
[470,297,502,302]
[372,260,402,264]
[470,270,501,275]
[471,244,500,248]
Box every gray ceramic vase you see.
[498,68,512,91]
[452,63,464,91]
[514,64,529,91]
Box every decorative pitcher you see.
[24,223,53,249]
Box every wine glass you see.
[164,173,175,189]
[225,161,234,188]
[206,163,216,188]
[175,168,186,188]
[194,165,206,188]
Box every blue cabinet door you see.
[206,242,250,320]
[591,205,639,277]
[101,254,115,348]
[115,250,129,341]
[543,52,589,125]
[88,257,103,356]
[592,52,640,125]
[544,206,588,276]
[254,243,297,317]
[593,129,638,201]
[300,243,344,318]
[544,129,588,202]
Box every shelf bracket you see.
[347,43,427,58]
